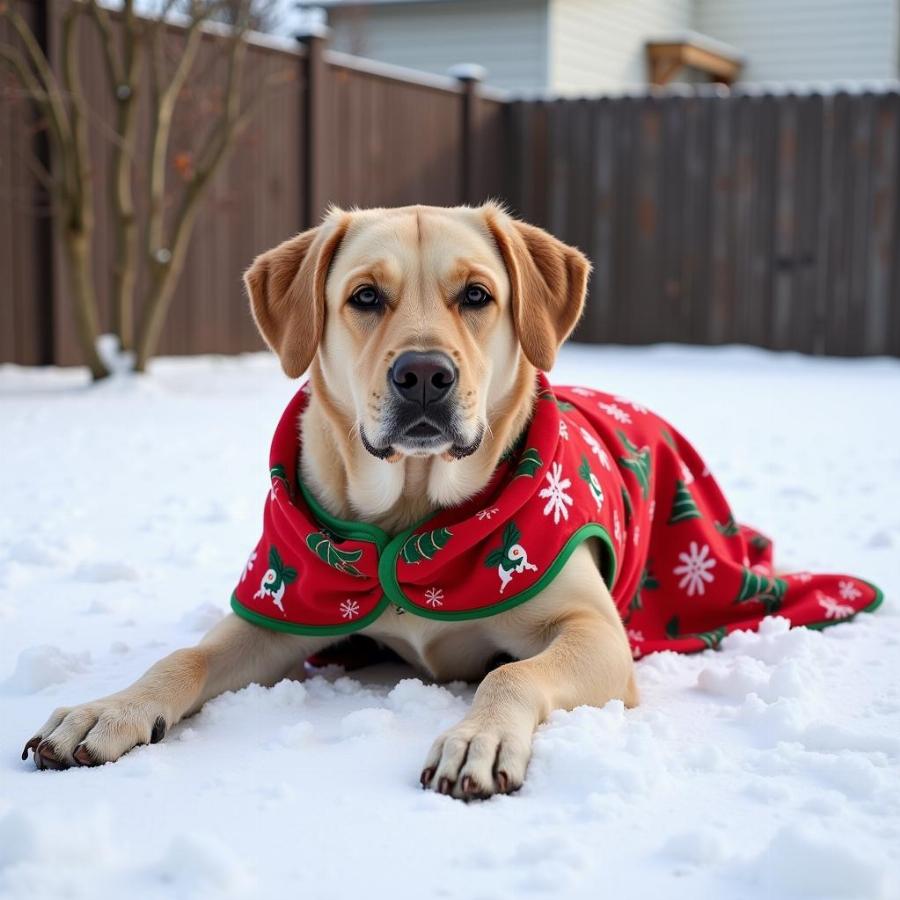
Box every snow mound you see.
[748,825,894,898]
[73,560,141,583]
[146,832,253,896]
[2,644,91,693]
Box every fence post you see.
[449,64,486,205]
[297,23,331,228]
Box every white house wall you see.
[695,0,899,83]
[548,0,694,94]
[326,0,550,92]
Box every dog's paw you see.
[22,699,168,770]
[419,717,531,800]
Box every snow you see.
[1,344,899,900]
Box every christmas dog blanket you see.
[231,374,882,655]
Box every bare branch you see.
[59,1,93,227]
[145,8,208,260]
[135,14,255,371]
[85,0,124,89]
[0,4,73,182]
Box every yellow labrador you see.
[23,203,637,799]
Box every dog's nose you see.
[390,351,457,406]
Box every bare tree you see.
[0,0,276,378]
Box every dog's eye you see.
[461,284,491,308]
[349,285,382,309]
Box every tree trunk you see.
[111,93,139,352]
[62,227,110,381]
[133,204,201,373]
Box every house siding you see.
[548,0,694,94]
[695,0,900,83]
[325,0,549,92]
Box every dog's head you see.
[245,203,590,460]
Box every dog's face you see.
[245,203,590,460]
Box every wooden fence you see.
[512,92,900,356]
[1,9,899,366]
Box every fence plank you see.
[863,92,897,355]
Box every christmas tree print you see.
[306,532,365,578]
[665,615,726,649]
[578,455,604,510]
[627,566,659,619]
[270,464,290,499]
[749,534,771,553]
[621,486,633,525]
[537,388,573,411]
[515,448,543,478]
[485,521,538,593]
[253,546,298,613]
[401,527,453,564]
[668,480,701,524]
[714,514,740,537]
[733,568,788,615]
[616,430,652,499]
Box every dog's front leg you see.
[421,543,637,800]
[23,613,329,769]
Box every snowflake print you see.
[579,427,611,469]
[597,402,631,424]
[559,420,570,440]
[571,387,596,397]
[476,507,500,521]
[673,542,717,597]
[614,396,648,414]
[817,593,854,620]
[633,524,641,548]
[241,550,257,582]
[794,572,812,583]
[613,510,622,544]
[340,599,360,620]
[838,580,862,602]
[680,461,695,485]
[539,462,574,525]
[424,587,444,608]
[631,645,643,659]
[627,628,645,643]
[649,500,656,521]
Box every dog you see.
[23,203,880,798]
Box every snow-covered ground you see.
[1,345,899,900]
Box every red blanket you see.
[232,374,882,655]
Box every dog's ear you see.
[484,206,591,372]
[244,213,349,378]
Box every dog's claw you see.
[438,777,453,795]
[420,767,435,789]
[36,740,64,771]
[22,736,41,761]
[461,775,483,798]
[150,716,167,744]
[496,770,510,793]
[73,744,97,767]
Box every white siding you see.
[695,0,900,84]
[548,0,693,94]
[325,0,549,93]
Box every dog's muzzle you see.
[359,351,482,458]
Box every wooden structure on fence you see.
[2,5,899,366]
